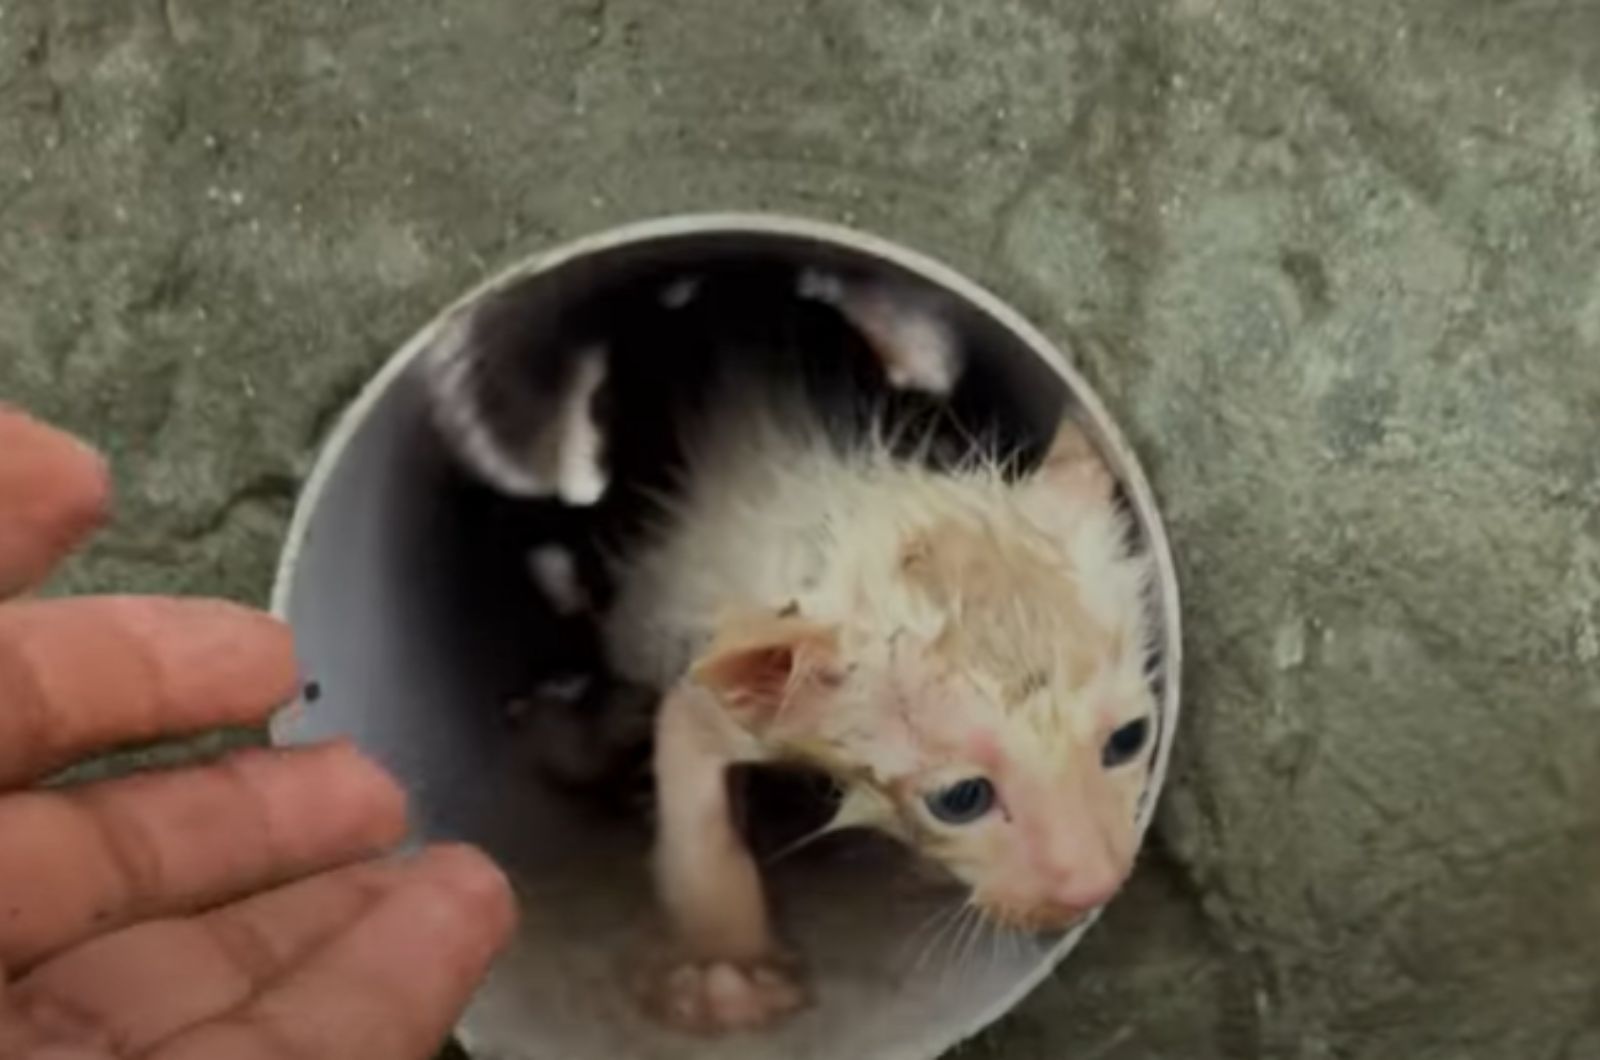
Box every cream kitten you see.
[606,378,1157,1034]
[421,267,1157,1036]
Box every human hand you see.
[0,406,516,1059]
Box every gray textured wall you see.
[3,2,1598,1056]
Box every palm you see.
[0,407,514,1059]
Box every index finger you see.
[0,595,297,787]
[0,405,111,598]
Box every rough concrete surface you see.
[3,1,1599,1057]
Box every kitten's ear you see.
[1021,418,1116,515]
[690,609,842,731]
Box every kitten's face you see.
[821,630,1157,932]
[692,420,1158,933]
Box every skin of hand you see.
[0,405,518,1060]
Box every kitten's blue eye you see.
[925,777,996,824]
[1102,717,1151,768]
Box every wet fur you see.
[422,268,1158,1033]
[609,373,1158,918]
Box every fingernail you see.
[313,741,411,839]
[419,844,517,929]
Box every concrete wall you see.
[3,2,1597,1056]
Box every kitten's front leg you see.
[637,681,808,1034]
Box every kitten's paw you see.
[636,954,808,1035]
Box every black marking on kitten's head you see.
[421,308,613,506]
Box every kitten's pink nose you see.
[1042,864,1124,922]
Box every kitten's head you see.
[692,421,1158,933]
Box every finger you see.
[0,741,407,970]
[12,848,486,1056]
[9,860,401,1055]
[147,845,515,1060]
[0,406,111,598]
[0,595,297,786]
